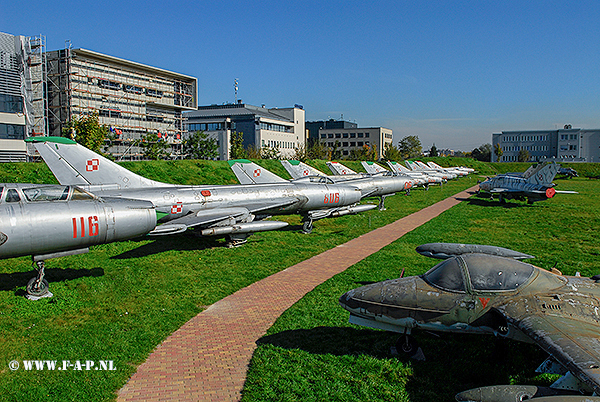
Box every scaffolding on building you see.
[46,47,195,160]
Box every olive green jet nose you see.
[339,277,419,315]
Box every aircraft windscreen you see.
[23,186,70,202]
[422,257,465,292]
[464,254,534,291]
[70,187,95,201]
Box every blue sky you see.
[3,0,600,151]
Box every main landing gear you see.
[301,219,313,234]
[26,260,51,299]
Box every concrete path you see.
[117,186,478,402]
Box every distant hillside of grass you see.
[0,158,598,185]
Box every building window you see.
[146,88,163,98]
[343,133,349,138]
[569,145,577,150]
[560,134,568,140]
[98,79,121,90]
[350,142,356,147]
[335,133,341,138]
[124,85,143,94]
[342,150,349,156]
[357,141,363,147]
[320,134,326,139]
[0,123,25,140]
[357,133,364,138]
[365,133,370,138]
[350,133,356,138]
[328,134,333,139]
[0,94,23,113]
[342,142,348,147]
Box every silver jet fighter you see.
[477,162,576,204]
[30,137,365,244]
[386,160,444,187]
[361,161,429,189]
[228,160,377,232]
[405,160,457,180]
[0,183,156,297]
[339,243,600,398]
[235,159,413,211]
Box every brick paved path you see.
[117,186,478,402]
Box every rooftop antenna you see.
[234,78,238,103]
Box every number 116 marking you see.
[72,216,99,238]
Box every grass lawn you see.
[242,176,600,402]
[0,161,478,401]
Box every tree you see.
[494,143,504,161]
[183,131,218,160]
[383,143,401,161]
[229,132,247,159]
[429,144,438,157]
[398,135,422,159]
[62,112,108,153]
[350,144,377,161]
[330,140,342,160]
[307,141,328,160]
[471,143,492,162]
[140,133,169,160]
[518,149,531,162]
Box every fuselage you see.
[0,184,156,259]
[339,254,597,342]
[83,181,363,222]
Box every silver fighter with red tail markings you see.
[0,183,156,297]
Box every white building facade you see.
[184,103,306,160]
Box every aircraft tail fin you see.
[405,160,419,171]
[361,161,388,174]
[526,162,560,185]
[326,161,357,175]
[28,137,163,188]
[228,159,288,184]
[281,160,326,179]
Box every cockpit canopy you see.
[291,176,335,185]
[0,185,95,203]
[422,254,535,293]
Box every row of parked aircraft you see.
[3,137,593,400]
[2,136,472,298]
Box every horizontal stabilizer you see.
[416,243,535,260]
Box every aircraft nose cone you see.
[339,277,418,317]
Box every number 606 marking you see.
[324,193,340,204]
[72,216,99,238]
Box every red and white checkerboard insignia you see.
[303,170,309,176]
[171,203,183,214]
[86,159,100,172]
[253,169,261,177]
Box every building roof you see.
[188,103,295,123]
[71,48,196,82]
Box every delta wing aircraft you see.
[386,160,443,187]
[339,243,600,400]
[0,183,156,297]
[31,137,368,243]
[477,162,576,204]
[233,159,413,211]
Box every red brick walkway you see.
[117,186,478,402]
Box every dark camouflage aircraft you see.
[339,243,600,401]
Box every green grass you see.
[241,177,600,402]
[0,162,477,401]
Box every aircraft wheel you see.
[26,278,49,297]
[302,221,313,234]
[396,334,418,355]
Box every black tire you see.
[396,335,418,355]
[302,221,313,234]
[26,278,49,297]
